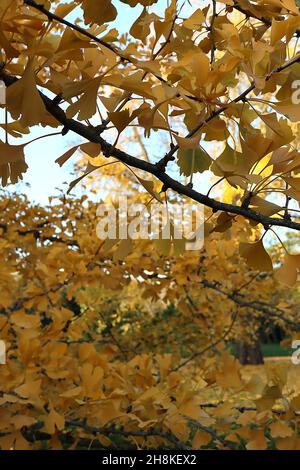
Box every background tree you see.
[0,191,299,449]
[1,0,300,451]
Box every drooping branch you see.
[172,275,300,371]
[14,417,238,450]
[23,0,166,86]
[23,0,131,62]
[201,279,300,330]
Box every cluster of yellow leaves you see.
[0,192,299,449]
[0,0,299,281]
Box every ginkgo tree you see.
[1,0,300,451]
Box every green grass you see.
[261,343,292,357]
[227,342,292,358]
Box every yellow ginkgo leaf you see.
[246,429,268,450]
[275,254,300,286]
[0,141,25,164]
[66,77,101,120]
[60,386,83,398]
[113,238,133,261]
[44,409,65,435]
[183,9,205,30]
[137,176,163,202]
[192,429,212,449]
[80,142,101,157]
[175,135,201,149]
[55,145,79,167]
[239,240,273,272]
[0,157,28,186]
[269,421,294,438]
[275,102,300,122]
[82,0,117,25]
[6,59,47,127]
[108,109,132,134]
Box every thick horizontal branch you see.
[200,401,288,415]
[1,64,300,232]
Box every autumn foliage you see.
[1,0,300,451]
[0,191,299,450]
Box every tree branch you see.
[210,0,217,64]
[23,0,165,85]
[65,420,190,450]
[232,0,300,38]
[156,51,300,170]
[201,279,300,330]
[1,52,300,232]
[24,0,128,61]
[173,310,239,371]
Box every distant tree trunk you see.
[235,340,264,365]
